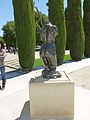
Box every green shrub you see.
[67,0,85,60]
[49,0,66,64]
[13,0,36,71]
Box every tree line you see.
[66,0,90,59]
[1,0,90,71]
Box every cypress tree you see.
[12,0,36,71]
[83,0,90,57]
[67,0,85,60]
[65,7,69,50]
[49,0,66,64]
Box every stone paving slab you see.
[5,59,19,69]
[70,66,90,90]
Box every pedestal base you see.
[29,71,74,120]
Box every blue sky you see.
[0,0,83,36]
[0,0,14,36]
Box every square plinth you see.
[29,71,74,120]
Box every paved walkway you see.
[5,52,40,70]
[70,66,90,90]
[0,52,90,120]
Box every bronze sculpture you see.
[40,22,61,79]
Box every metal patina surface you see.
[40,22,61,79]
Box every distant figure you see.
[40,22,61,79]
[10,47,13,54]
[0,43,6,90]
[13,47,16,55]
[4,43,7,50]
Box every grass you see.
[33,58,43,67]
[33,54,71,67]
[64,54,71,61]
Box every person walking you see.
[0,43,6,90]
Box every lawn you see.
[33,54,71,67]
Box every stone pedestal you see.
[29,71,74,120]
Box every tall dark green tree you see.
[67,0,85,60]
[49,0,66,64]
[13,0,36,71]
[83,0,90,57]
[65,7,69,50]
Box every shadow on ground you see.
[0,69,27,80]
[16,101,30,120]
